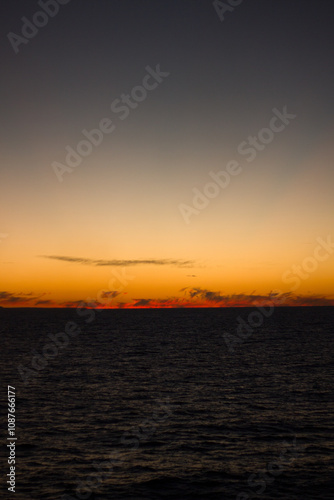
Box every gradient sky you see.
[1,0,334,308]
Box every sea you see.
[1,306,333,500]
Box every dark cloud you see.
[0,291,39,304]
[40,256,195,268]
[132,298,190,308]
[133,298,152,307]
[181,288,334,307]
[185,287,227,303]
[99,291,121,299]
[5,296,22,303]
[287,294,334,307]
[59,300,80,308]
[60,301,83,308]
[58,292,121,309]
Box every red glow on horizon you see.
[1,296,333,309]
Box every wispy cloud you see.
[0,291,41,305]
[181,287,270,305]
[40,255,195,268]
[35,299,54,305]
[0,291,22,303]
[179,288,334,307]
[279,293,334,307]
[132,298,152,307]
[60,300,96,308]
[99,291,121,299]
[132,298,188,308]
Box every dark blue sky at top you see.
[1,0,334,137]
[1,0,334,181]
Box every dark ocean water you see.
[1,306,334,500]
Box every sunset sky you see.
[1,0,334,308]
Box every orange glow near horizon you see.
[1,120,334,308]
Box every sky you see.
[1,0,334,308]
